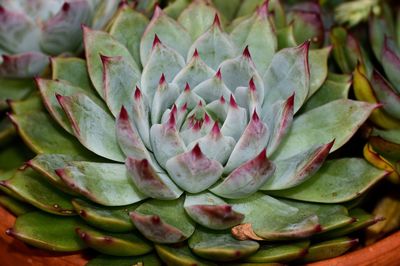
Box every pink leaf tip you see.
[257,0,269,18]
[134,86,142,100]
[243,46,251,58]
[193,49,199,58]
[211,121,221,137]
[213,13,221,28]
[184,82,191,92]
[159,73,166,85]
[62,2,70,12]
[220,96,226,104]
[252,110,260,122]
[152,34,161,48]
[151,215,161,224]
[229,95,238,108]
[171,104,177,116]
[215,68,222,80]
[181,102,188,112]
[204,113,211,124]
[167,112,176,128]
[249,77,256,91]
[191,143,203,158]
[198,100,203,107]
[119,106,129,121]
[256,148,267,161]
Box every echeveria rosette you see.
[331,3,400,184]
[1,1,386,264]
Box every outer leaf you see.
[37,78,105,134]
[245,241,309,263]
[56,162,147,206]
[130,198,195,243]
[84,27,138,97]
[269,158,387,203]
[9,111,92,157]
[273,99,377,160]
[51,57,92,91]
[108,6,149,68]
[302,237,358,262]
[263,42,310,113]
[72,198,138,233]
[230,193,320,240]
[382,37,400,93]
[188,227,259,261]
[308,47,331,97]
[57,93,125,162]
[261,142,333,190]
[87,253,162,266]
[0,167,75,215]
[156,245,216,266]
[76,227,152,256]
[9,212,87,252]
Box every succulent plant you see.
[0,0,386,264]
[331,1,400,185]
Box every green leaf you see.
[187,17,237,70]
[0,167,75,215]
[72,198,138,233]
[245,241,309,263]
[9,111,93,157]
[37,78,105,134]
[0,194,33,216]
[308,47,331,97]
[178,1,218,41]
[189,227,259,261]
[302,237,358,262]
[84,27,138,98]
[300,75,351,113]
[140,7,191,66]
[273,99,377,160]
[269,159,387,203]
[230,2,277,74]
[0,78,34,108]
[57,161,146,206]
[261,142,333,190]
[263,42,310,113]
[131,197,195,243]
[87,253,162,266]
[10,211,88,251]
[101,55,141,117]
[229,193,320,240]
[108,6,149,69]
[57,93,125,162]
[51,57,93,91]
[76,227,152,256]
[317,208,382,240]
[155,244,216,266]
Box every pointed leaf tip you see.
[229,95,238,108]
[193,49,199,58]
[134,86,141,100]
[257,0,269,18]
[220,96,226,104]
[168,112,176,128]
[184,83,191,92]
[252,110,260,122]
[152,34,162,48]
[215,68,222,80]
[191,143,203,158]
[171,104,177,115]
[211,121,221,137]
[159,73,166,85]
[204,113,211,124]
[213,13,221,28]
[119,106,129,120]
[243,46,251,58]
[249,77,256,91]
